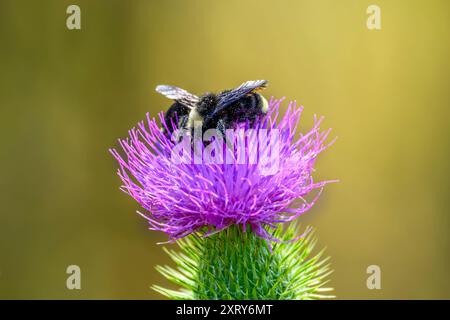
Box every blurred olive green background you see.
[0,0,449,299]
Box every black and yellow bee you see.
[156,80,269,140]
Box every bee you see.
[156,80,269,141]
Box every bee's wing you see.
[215,80,268,113]
[155,85,199,109]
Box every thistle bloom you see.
[110,98,334,242]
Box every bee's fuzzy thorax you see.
[197,93,219,117]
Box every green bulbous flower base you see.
[153,224,334,300]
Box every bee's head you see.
[197,93,219,118]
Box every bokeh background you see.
[0,0,449,299]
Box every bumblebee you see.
[156,80,269,140]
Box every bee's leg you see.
[174,115,189,142]
[179,115,188,130]
[216,119,227,142]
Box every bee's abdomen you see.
[245,93,268,114]
[222,93,266,126]
[257,93,269,113]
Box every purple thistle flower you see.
[110,97,335,242]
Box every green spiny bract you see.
[152,224,334,300]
